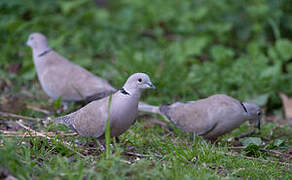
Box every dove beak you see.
[147,82,156,89]
[24,41,28,46]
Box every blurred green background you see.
[1,0,292,112]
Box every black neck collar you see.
[119,88,130,95]
[38,48,52,57]
[240,102,248,113]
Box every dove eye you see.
[30,37,34,40]
[138,78,142,82]
[257,111,261,116]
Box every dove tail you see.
[138,102,161,114]
[159,105,171,120]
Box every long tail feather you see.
[138,102,161,114]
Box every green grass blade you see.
[105,92,113,159]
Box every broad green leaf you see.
[246,94,269,106]
[275,39,292,61]
[210,45,234,66]
[59,0,88,14]
[184,36,210,56]
[22,70,36,80]
[239,137,262,147]
[273,139,285,147]
[260,63,281,80]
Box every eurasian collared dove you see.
[25,33,116,107]
[138,94,262,140]
[53,73,155,139]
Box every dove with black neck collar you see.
[25,32,116,109]
[138,94,262,140]
[52,73,155,139]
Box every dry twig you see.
[219,151,291,167]
[0,111,40,122]
[229,146,292,158]
[15,120,85,158]
[26,104,50,115]
[235,129,256,139]
[16,120,46,137]
[125,151,162,158]
[1,130,77,137]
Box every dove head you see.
[123,73,155,95]
[26,33,50,51]
[243,103,262,130]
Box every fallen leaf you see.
[279,92,292,119]
[5,63,22,74]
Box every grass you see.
[0,104,291,179]
[0,0,292,179]
[106,93,113,159]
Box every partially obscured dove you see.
[25,33,116,107]
[139,94,262,140]
[53,73,155,139]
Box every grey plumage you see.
[26,33,155,112]
[139,94,262,139]
[53,73,155,138]
[26,32,116,103]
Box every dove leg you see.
[56,102,69,114]
[114,137,120,143]
[62,102,69,111]
[96,139,105,151]
[208,138,218,144]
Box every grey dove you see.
[138,94,262,140]
[25,33,116,107]
[53,73,155,138]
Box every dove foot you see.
[96,139,105,151]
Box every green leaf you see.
[275,39,292,61]
[59,0,88,14]
[22,70,36,80]
[240,137,262,157]
[210,45,234,66]
[168,36,210,63]
[183,36,210,56]
[246,94,269,106]
[267,46,279,61]
[247,41,263,56]
[273,139,285,147]
[260,63,281,80]
[54,96,62,110]
[239,137,262,147]
[192,7,208,20]
[245,143,260,157]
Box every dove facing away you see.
[53,73,155,138]
[138,94,262,140]
[25,33,116,107]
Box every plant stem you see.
[105,93,113,159]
